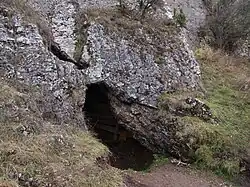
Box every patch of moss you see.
[173,8,187,28]
[73,11,90,62]
[178,116,241,177]
[152,154,169,167]
[194,145,240,177]
[154,55,165,64]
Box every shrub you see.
[173,8,187,28]
[118,0,164,18]
[202,0,250,52]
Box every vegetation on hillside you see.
[193,45,250,177]
[201,0,250,51]
[118,0,187,27]
[158,45,250,178]
[0,79,122,187]
[1,0,249,184]
[118,0,164,18]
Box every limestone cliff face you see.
[26,0,201,106]
[0,3,86,127]
[0,0,202,155]
[163,0,207,47]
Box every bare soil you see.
[124,163,250,187]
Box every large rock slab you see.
[83,16,200,106]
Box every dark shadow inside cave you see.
[83,83,154,171]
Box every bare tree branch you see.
[204,0,250,51]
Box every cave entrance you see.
[84,83,154,171]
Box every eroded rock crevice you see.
[83,83,154,171]
[49,42,75,63]
[49,41,89,69]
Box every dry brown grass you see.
[0,180,18,187]
[160,45,250,177]
[0,79,123,187]
[195,44,250,90]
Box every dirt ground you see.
[124,163,250,187]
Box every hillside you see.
[0,0,249,187]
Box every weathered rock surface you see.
[0,4,86,127]
[1,0,202,157]
[109,91,216,158]
[164,0,207,46]
[84,20,200,106]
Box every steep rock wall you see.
[164,0,207,47]
[0,4,86,127]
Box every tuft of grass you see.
[176,115,242,178]
[0,79,123,187]
[0,178,18,187]
[151,154,169,167]
[194,145,240,177]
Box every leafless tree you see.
[204,0,250,51]
[138,0,160,17]
[118,0,163,18]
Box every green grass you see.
[157,46,249,178]
[179,116,241,176]
[151,154,169,167]
[191,46,250,177]
[198,47,250,144]
[0,79,123,187]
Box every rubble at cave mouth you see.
[84,83,154,171]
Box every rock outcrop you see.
[84,18,200,106]
[0,0,202,157]
[0,3,86,127]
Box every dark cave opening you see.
[83,83,154,171]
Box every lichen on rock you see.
[0,3,86,127]
[81,9,201,106]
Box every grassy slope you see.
[193,46,250,177]
[1,0,249,183]
[0,79,122,187]
[157,46,249,178]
